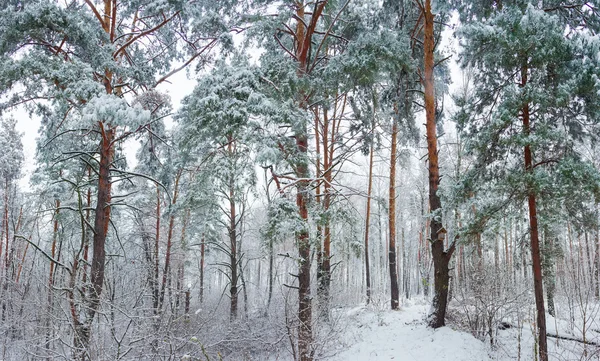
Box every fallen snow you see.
[330,300,491,361]
[326,299,600,361]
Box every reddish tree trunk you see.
[521,64,548,361]
[76,123,114,357]
[293,2,328,359]
[320,106,332,308]
[424,0,454,328]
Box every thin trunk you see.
[159,170,181,311]
[46,199,60,356]
[504,218,510,273]
[176,209,190,314]
[267,237,274,306]
[364,141,374,304]
[239,260,249,319]
[0,209,3,266]
[594,208,599,299]
[3,179,9,271]
[263,169,275,312]
[521,63,548,361]
[585,232,594,287]
[200,233,205,303]
[82,175,91,286]
[424,0,454,328]
[389,117,400,310]
[185,289,190,317]
[314,108,325,313]
[321,106,332,312]
[544,229,556,317]
[153,185,161,312]
[228,144,238,320]
[494,236,500,271]
[403,227,410,299]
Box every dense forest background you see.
[0,0,600,360]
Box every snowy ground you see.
[325,299,600,361]
[329,300,491,361]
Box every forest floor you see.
[328,298,600,361]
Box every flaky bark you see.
[424,0,454,329]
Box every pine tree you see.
[455,3,600,360]
[177,59,266,321]
[0,1,238,357]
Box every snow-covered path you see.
[331,301,491,361]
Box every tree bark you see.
[200,233,205,304]
[159,169,181,312]
[227,141,238,320]
[389,117,400,310]
[594,210,599,300]
[293,2,328,359]
[46,199,59,356]
[424,0,454,328]
[364,140,374,304]
[319,106,332,313]
[153,185,161,313]
[76,122,114,359]
[521,63,548,361]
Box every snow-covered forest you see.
[1,0,600,360]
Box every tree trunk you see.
[263,167,275,313]
[424,0,454,328]
[153,186,161,313]
[200,233,205,304]
[76,122,114,359]
[594,211,599,300]
[296,130,313,361]
[389,117,400,310]
[46,199,59,357]
[364,140,374,304]
[229,168,238,320]
[159,170,181,312]
[521,63,548,361]
[3,181,9,271]
[293,2,328,359]
[544,231,556,317]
